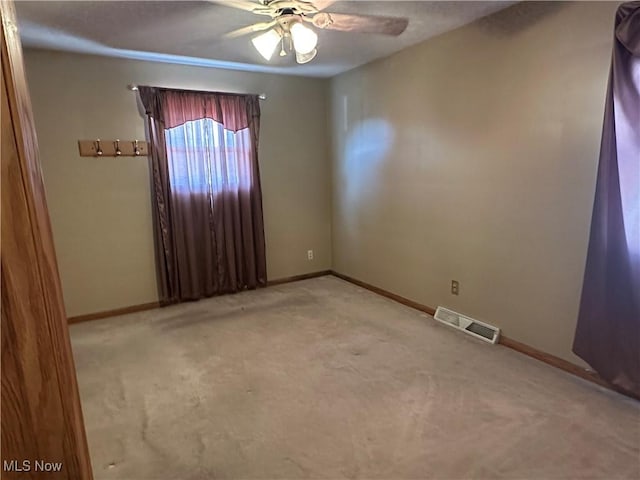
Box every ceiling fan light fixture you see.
[290,22,318,55]
[251,29,282,60]
[295,47,317,64]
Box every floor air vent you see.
[434,307,500,344]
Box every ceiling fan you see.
[209,0,409,64]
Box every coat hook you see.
[133,139,141,156]
[95,139,103,156]
[114,139,122,156]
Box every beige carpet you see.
[70,276,640,480]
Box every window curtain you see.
[573,2,640,397]
[139,87,267,304]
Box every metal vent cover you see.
[434,307,500,344]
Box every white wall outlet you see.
[307,250,314,260]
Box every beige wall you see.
[26,1,617,364]
[25,50,331,317]
[329,2,617,364]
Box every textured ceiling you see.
[16,1,516,77]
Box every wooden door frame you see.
[1,0,93,478]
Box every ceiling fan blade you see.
[312,12,408,36]
[206,0,273,16]
[224,20,277,38]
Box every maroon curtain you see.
[139,87,267,304]
[573,2,640,397]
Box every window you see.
[165,118,253,195]
[139,87,266,301]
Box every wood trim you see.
[498,335,624,392]
[330,271,638,400]
[266,270,332,287]
[1,1,93,477]
[330,271,436,316]
[68,302,161,325]
[68,271,333,324]
[78,139,148,157]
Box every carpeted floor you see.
[70,276,640,480]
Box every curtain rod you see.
[128,84,266,100]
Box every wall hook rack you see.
[78,139,148,157]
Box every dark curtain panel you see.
[139,87,267,304]
[574,2,640,397]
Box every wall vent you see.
[434,307,500,344]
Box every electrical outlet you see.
[307,250,314,260]
[451,280,459,295]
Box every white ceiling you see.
[15,1,515,77]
